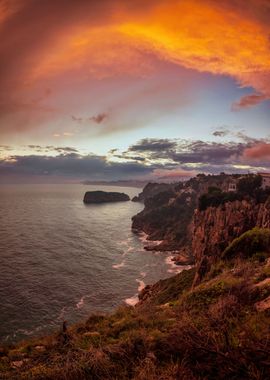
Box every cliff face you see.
[132,175,270,279]
[192,198,270,284]
[131,174,243,248]
[131,182,175,202]
[132,188,196,260]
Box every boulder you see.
[83,191,130,204]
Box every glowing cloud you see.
[243,143,270,160]
[20,0,270,104]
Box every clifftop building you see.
[259,173,270,190]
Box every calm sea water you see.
[0,184,183,344]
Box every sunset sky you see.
[0,0,270,182]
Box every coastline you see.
[124,231,193,306]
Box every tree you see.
[237,174,262,195]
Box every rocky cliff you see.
[132,188,196,264]
[132,174,270,275]
[192,198,270,285]
[131,182,175,202]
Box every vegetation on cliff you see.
[132,189,196,251]
[198,175,270,211]
[223,227,270,261]
[131,173,270,264]
[198,186,241,211]
[1,229,270,380]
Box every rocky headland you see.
[131,173,270,267]
[83,191,130,204]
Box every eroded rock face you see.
[192,199,270,285]
[132,189,196,252]
[83,191,130,204]
[131,177,270,283]
[131,183,176,203]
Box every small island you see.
[83,190,130,204]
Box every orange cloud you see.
[0,0,23,24]
[243,143,270,160]
[24,0,270,105]
[0,0,269,139]
[232,93,267,110]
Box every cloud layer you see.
[1,132,270,182]
[0,0,270,137]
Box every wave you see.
[122,246,134,257]
[125,276,146,306]
[112,260,126,269]
[136,278,145,292]
[58,306,67,320]
[138,231,164,248]
[165,255,192,274]
[125,295,139,306]
[117,236,134,247]
[76,296,85,309]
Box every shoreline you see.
[124,231,193,306]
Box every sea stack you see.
[83,190,130,204]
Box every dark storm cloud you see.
[121,136,270,171]
[27,145,78,153]
[0,153,154,180]
[54,147,79,153]
[212,129,230,137]
[170,141,245,165]
[129,138,178,152]
[125,138,247,165]
[113,154,146,162]
[2,134,270,183]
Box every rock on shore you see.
[83,191,130,203]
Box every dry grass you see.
[1,258,270,379]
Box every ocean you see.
[0,184,183,344]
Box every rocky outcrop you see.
[83,191,130,204]
[131,182,176,202]
[192,198,270,285]
[131,174,241,251]
[132,189,196,255]
[131,176,270,277]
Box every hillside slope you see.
[1,228,270,380]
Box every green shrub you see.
[223,228,270,261]
[151,268,196,305]
[198,189,242,211]
[237,174,262,195]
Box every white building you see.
[228,182,237,192]
[259,173,270,190]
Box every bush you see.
[223,228,270,261]
[237,174,262,195]
[198,189,242,211]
